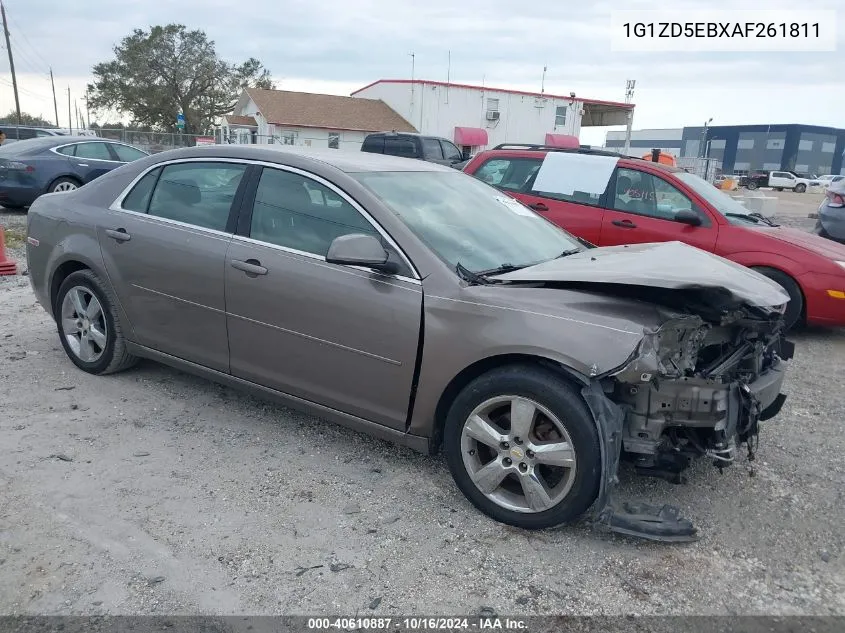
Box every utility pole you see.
[75,101,81,131]
[409,52,415,118]
[50,68,60,127]
[541,65,547,94]
[623,79,636,155]
[67,86,72,134]
[84,90,90,128]
[1,1,22,128]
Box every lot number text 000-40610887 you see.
[609,10,836,52]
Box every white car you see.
[817,175,844,189]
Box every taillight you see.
[827,191,845,208]
[2,161,34,172]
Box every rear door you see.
[98,160,249,371]
[421,137,449,165]
[68,141,121,182]
[600,166,718,251]
[769,172,792,188]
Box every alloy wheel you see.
[460,395,578,513]
[60,286,108,362]
[53,181,78,192]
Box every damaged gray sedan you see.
[25,146,792,541]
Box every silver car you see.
[25,145,792,541]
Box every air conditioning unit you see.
[486,110,500,121]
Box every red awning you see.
[454,127,488,146]
[544,133,579,148]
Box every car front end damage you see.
[582,303,792,542]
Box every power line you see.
[2,2,51,74]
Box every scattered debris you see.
[343,503,361,515]
[49,454,73,462]
[294,565,324,577]
[148,576,166,585]
[133,451,151,457]
[369,597,382,610]
[329,562,353,572]
[70,404,78,410]
[479,607,497,617]
[820,550,831,563]
[54,386,76,391]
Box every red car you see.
[464,145,845,329]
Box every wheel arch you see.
[749,264,807,323]
[430,353,589,454]
[44,174,83,194]
[49,260,92,318]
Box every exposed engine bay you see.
[579,284,793,542]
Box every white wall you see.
[268,126,368,150]
[355,82,581,149]
[606,128,684,142]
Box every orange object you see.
[0,227,18,276]
[642,150,677,167]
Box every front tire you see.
[794,184,806,193]
[444,364,601,530]
[747,181,758,190]
[752,266,804,330]
[55,269,137,375]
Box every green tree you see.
[0,111,56,127]
[87,24,274,133]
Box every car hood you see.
[751,226,845,260]
[494,241,789,308]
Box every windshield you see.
[675,171,769,226]
[353,171,582,273]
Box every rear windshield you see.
[0,137,57,156]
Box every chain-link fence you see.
[676,156,722,183]
[95,128,220,153]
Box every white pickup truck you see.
[746,170,820,193]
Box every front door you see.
[97,160,249,372]
[224,165,422,430]
[600,167,718,251]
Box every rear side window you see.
[56,145,77,156]
[421,138,443,160]
[361,136,385,153]
[17,128,36,140]
[440,140,462,162]
[473,158,542,192]
[146,162,246,231]
[74,142,113,161]
[121,168,161,212]
[383,138,417,158]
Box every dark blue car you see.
[0,136,148,209]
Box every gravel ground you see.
[1,193,843,616]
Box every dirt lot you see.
[1,192,843,616]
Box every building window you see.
[733,162,751,172]
[762,162,780,170]
[737,138,754,150]
[486,98,499,113]
[328,132,340,149]
[798,140,813,151]
[280,132,296,145]
[822,142,835,153]
[766,139,784,150]
[818,165,831,174]
[795,164,809,173]
[555,106,567,127]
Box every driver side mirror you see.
[674,209,702,226]
[326,233,400,274]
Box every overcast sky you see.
[2,0,843,145]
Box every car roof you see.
[0,136,138,157]
[150,144,455,173]
[477,146,683,173]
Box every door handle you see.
[612,219,637,228]
[75,163,89,167]
[105,228,131,242]
[231,258,268,277]
[529,202,548,211]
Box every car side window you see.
[440,140,462,162]
[17,129,36,140]
[146,162,246,231]
[249,167,379,257]
[422,138,443,160]
[473,158,542,192]
[613,168,694,221]
[111,144,147,162]
[56,145,77,156]
[121,168,161,213]
[383,138,417,158]
[74,142,114,161]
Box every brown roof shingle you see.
[244,89,416,133]
[224,115,258,127]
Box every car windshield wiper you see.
[557,248,582,258]
[456,262,492,285]
[748,212,779,227]
[473,262,529,276]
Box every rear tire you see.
[55,269,137,375]
[443,364,601,530]
[747,181,758,190]
[752,266,803,330]
[48,177,81,194]
[794,184,806,193]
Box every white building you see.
[222,88,416,150]
[604,128,686,157]
[352,79,634,155]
